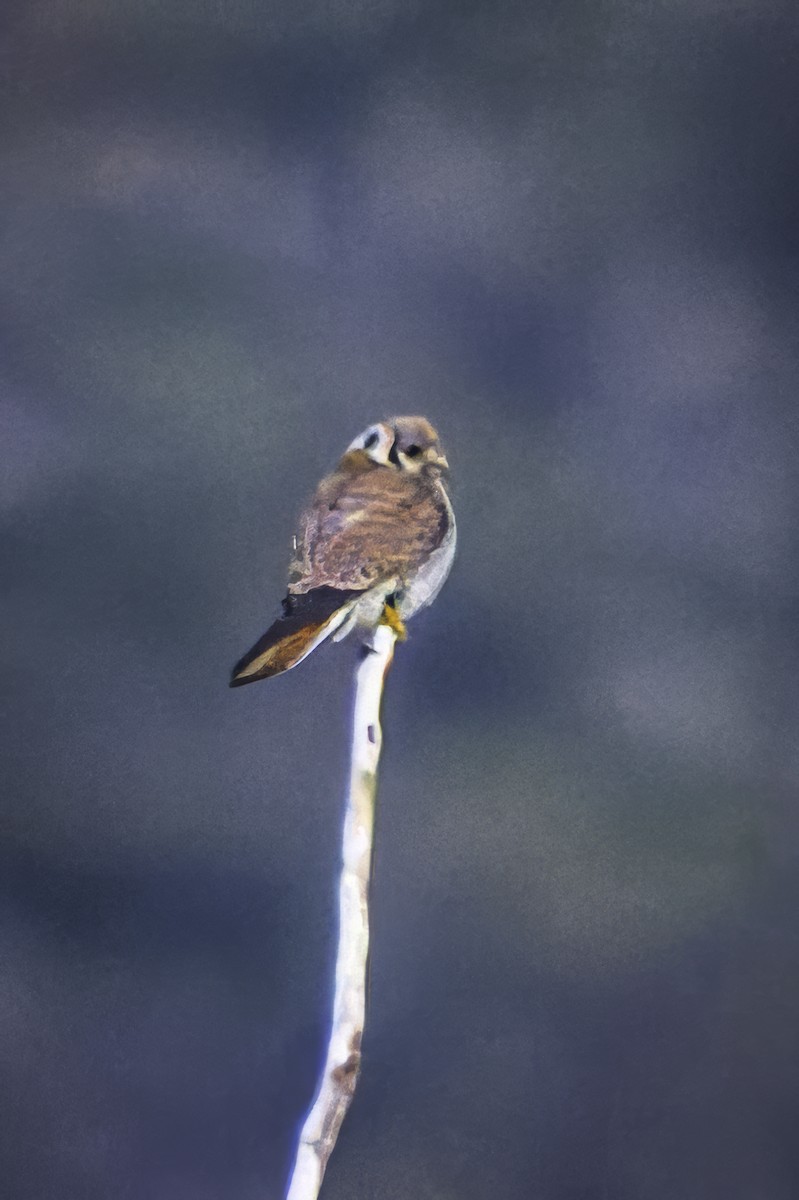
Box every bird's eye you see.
[364,431,379,449]
[405,444,421,458]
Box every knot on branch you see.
[331,1050,362,1097]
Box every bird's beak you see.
[435,453,449,471]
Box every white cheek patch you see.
[396,453,424,474]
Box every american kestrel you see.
[230,416,456,685]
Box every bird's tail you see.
[229,587,362,686]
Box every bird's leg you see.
[379,598,407,641]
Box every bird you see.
[230,416,456,686]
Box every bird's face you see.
[347,416,449,475]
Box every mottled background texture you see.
[2,1,798,1197]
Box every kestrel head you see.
[347,416,449,474]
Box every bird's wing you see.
[287,457,450,594]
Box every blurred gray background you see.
[2,1,798,1197]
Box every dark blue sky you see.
[2,2,798,1197]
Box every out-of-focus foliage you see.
[2,1,797,1197]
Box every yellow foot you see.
[379,602,407,641]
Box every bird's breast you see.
[397,482,456,618]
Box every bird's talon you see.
[380,603,407,641]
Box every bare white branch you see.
[285,622,397,1200]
